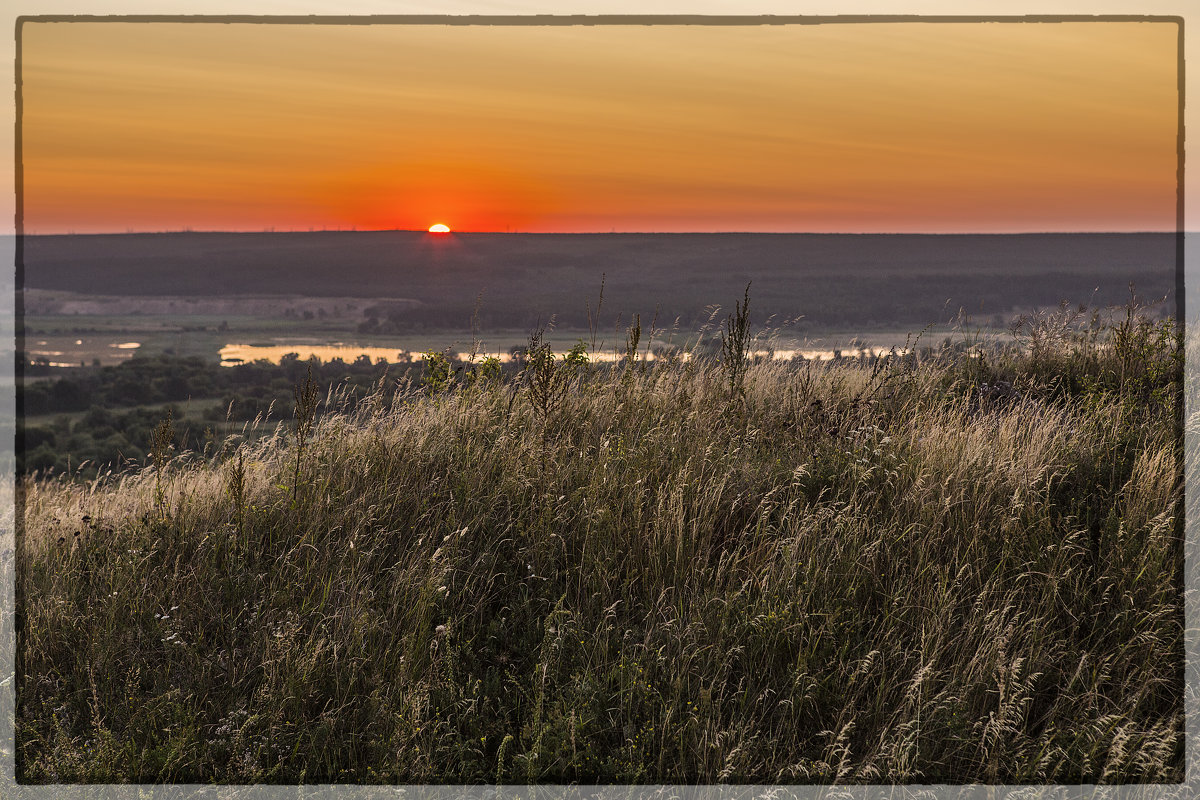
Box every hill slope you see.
[18,310,1183,783]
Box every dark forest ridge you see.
[20,231,1177,330]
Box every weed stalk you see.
[292,365,320,504]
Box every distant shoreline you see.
[11,229,1182,238]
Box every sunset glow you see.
[428,224,451,234]
[19,21,1179,234]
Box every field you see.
[16,303,1184,783]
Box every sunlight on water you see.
[219,342,909,367]
[26,337,142,367]
[220,344,420,367]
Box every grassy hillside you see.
[17,304,1183,783]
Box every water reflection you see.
[219,342,908,367]
[220,343,415,366]
[26,338,141,367]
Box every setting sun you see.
[428,223,450,233]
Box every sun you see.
[428,223,450,233]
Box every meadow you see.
[16,298,1184,784]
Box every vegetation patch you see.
[17,302,1183,783]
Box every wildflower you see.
[435,625,447,635]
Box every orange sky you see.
[19,20,1179,233]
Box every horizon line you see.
[12,228,1183,236]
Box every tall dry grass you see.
[16,306,1183,784]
